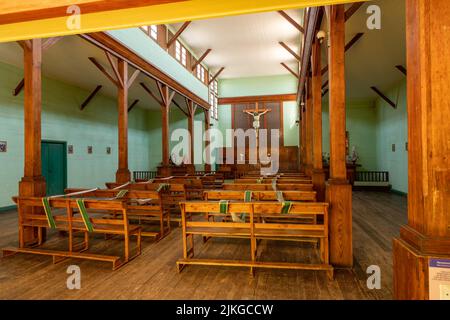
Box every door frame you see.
[41,139,68,192]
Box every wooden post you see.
[300,99,306,172]
[311,38,326,201]
[187,99,196,174]
[204,109,211,172]
[18,39,46,245]
[393,0,450,300]
[115,59,131,183]
[325,4,353,268]
[160,84,171,177]
[305,77,313,176]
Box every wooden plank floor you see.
[0,191,407,300]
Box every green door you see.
[42,141,67,196]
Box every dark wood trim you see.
[88,56,120,87]
[13,79,25,96]
[278,10,304,33]
[128,99,139,112]
[191,49,212,71]
[209,67,225,85]
[395,65,407,76]
[167,21,191,48]
[80,85,103,110]
[279,42,300,61]
[173,99,189,117]
[371,86,396,109]
[140,82,163,106]
[219,94,297,105]
[281,62,299,78]
[0,0,185,26]
[344,2,364,22]
[80,32,210,110]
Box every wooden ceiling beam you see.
[105,51,124,88]
[345,2,364,22]
[140,82,163,106]
[321,32,364,75]
[278,10,304,33]
[371,86,396,109]
[173,99,189,117]
[279,42,301,61]
[128,99,139,112]
[395,65,407,76]
[41,37,62,51]
[127,69,141,88]
[208,67,225,85]
[191,49,212,71]
[167,21,191,48]
[297,7,322,103]
[281,62,299,78]
[12,78,25,96]
[80,85,102,110]
[89,56,120,87]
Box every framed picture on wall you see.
[87,146,93,154]
[68,145,74,154]
[106,147,111,155]
[0,141,7,153]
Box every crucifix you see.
[243,102,271,163]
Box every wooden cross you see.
[243,102,271,115]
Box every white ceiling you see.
[171,9,304,79]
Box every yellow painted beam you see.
[0,0,366,43]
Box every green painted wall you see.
[322,100,378,171]
[375,79,408,193]
[107,29,209,102]
[0,61,157,208]
[218,75,299,147]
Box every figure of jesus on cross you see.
[243,102,271,130]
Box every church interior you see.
[0,0,448,301]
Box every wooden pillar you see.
[187,100,196,174]
[300,99,306,172]
[325,4,353,268]
[393,0,450,300]
[115,59,131,183]
[160,84,171,177]
[18,39,46,245]
[305,77,314,176]
[204,109,211,172]
[311,38,326,201]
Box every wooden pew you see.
[204,190,317,202]
[222,183,314,192]
[65,188,169,239]
[234,178,312,184]
[4,191,142,270]
[176,201,333,279]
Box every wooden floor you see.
[0,191,407,300]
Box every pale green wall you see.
[322,100,378,171]
[0,61,157,208]
[218,75,299,147]
[375,79,408,193]
[107,29,209,102]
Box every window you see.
[209,79,218,120]
[150,25,158,40]
[196,64,206,83]
[175,40,187,66]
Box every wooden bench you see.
[204,190,317,202]
[235,178,312,184]
[223,183,314,192]
[4,191,142,270]
[66,188,169,239]
[176,201,333,279]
